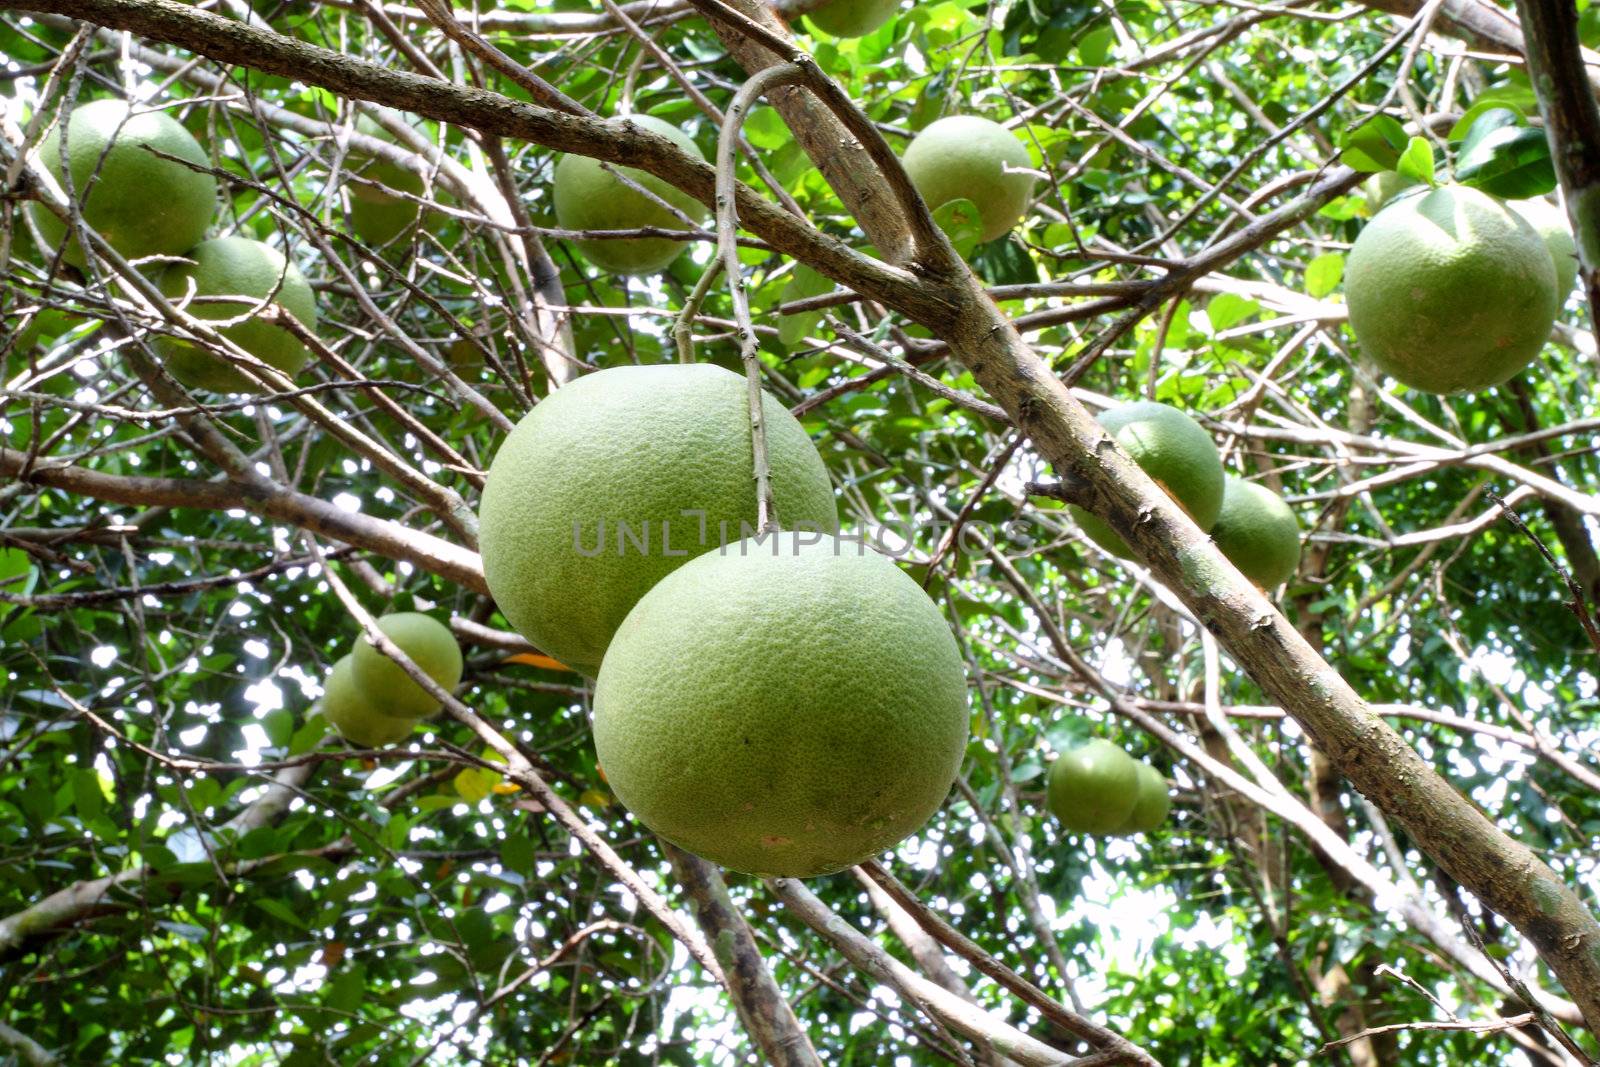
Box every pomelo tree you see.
[2,0,1599,1063]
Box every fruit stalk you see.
[716,63,806,532]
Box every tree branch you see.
[663,844,822,1067]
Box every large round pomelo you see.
[592,536,970,877]
[156,237,319,392]
[1114,763,1171,835]
[902,116,1033,243]
[1069,400,1225,558]
[1345,184,1558,394]
[807,0,898,37]
[477,363,839,676]
[552,114,708,275]
[1047,739,1140,835]
[1510,197,1578,302]
[30,99,216,270]
[350,612,464,720]
[1210,475,1301,590]
[323,654,416,747]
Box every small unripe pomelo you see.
[30,99,216,269]
[1510,197,1578,302]
[1047,739,1140,835]
[477,363,838,676]
[551,114,708,275]
[349,159,424,246]
[806,0,898,37]
[1345,184,1558,394]
[324,654,415,747]
[1114,763,1171,835]
[1361,170,1418,215]
[592,536,970,877]
[156,237,319,392]
[345,115,426,246]
[1069,401,1225,558]
[1210,475,1301,590]
[902,116,1033,243]
[350,612,464,720]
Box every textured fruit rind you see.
[902,116,1034,243]
[1345,184,1558,395]
[1047,739,1140,835]
[807,0,899,37]
[551,114,708,275]
[1069,400,1226,558]
[1115,763,1171,835]
[349,157,425,245]
[1510,197,1578,303]
[156,237,319,392]
[1210,475,1302,589]
[477,363,839,676]
[592,537,970,877]
[350,613,464,720]
[30,99,216,269]
[324,654,415,747]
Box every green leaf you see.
[973,238,1040,286]
[1339,115,1408,172]
[1449,104,1520,143]
[1077,25,1113,66]
[1304,253,1345,298]
[500,833,535,875]
[1456,125,1556,199]
[1395,137,1436,187]
[256,897,307,929]
[779,264,833,347]
[931,198,983,259]
[1205,293,1260,333]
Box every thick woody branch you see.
[0,0,930,316]
[767,876,1090,1067]
[0,759,315,955]
[663,844,822,1067]
[1515,0,1600,346]
[0,1021,59,1067]
[0,447,487,594]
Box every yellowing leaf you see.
[503,652,573,672]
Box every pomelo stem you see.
[716,64,806,531]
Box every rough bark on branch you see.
[8,0,1600,1027]
[664,845,822,1067]
[0,446,487,594]
[1516,0,1600,348]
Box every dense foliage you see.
[1,0,1598,1063]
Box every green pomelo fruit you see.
[1069,400,1225,558]
[30,98,216,270]
[349,157,424,246]
[1047,739,1140,835]
[1210,475,1302,590]
[551,114,708,275]
[1345,184,1558,394]
[156,236,319,393]
[324,654,416,747]
[807,0,898,37]
[902,116,1034,243]
[478,363,839,676]
[1115,763,1171,835]
[350,612,464,720]
[1510,197,1578,302]
[1362,170,1419,215]
[592,536,970,877]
